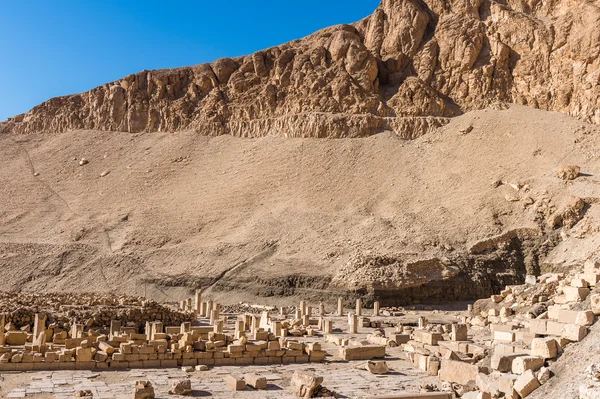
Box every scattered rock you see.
[132,380,155,399]
[557,165,581,180]
[169,379,192,395]
[460,126,474,134]
[290,371,323,398]
[366,360,389,374]
[225,375,246,391]
[244,373,267,389]
[79,158,89,166]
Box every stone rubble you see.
[2,260,600,397]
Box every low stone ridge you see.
[1,0,598,138]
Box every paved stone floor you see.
[1,352,439,398]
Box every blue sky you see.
[0,0,380,121]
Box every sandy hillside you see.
[1,105,599,305]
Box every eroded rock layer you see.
[1,0,599,137]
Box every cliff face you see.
[1,0,599,138]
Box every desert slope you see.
[1,0,598,138]
[1,105,599,304]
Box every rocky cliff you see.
[1,0,599,138]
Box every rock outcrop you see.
[1,0,598,138]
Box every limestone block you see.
[591,294,600,315]
[389,334,411,345]
[75,347,93,362]
[169,379,192,395]
[439,359,484,385]
[563,286,590,302]
[476,373,500,397]
[557,310,595,326]
[451,324,468,341]
[536,366,552,385]
[562,323,587,342]
[132,380,155,399]
[511,356,544,374]
[226,375,246,391]
[514,370,540,398]
[491,353,526,372]
[492,330,515,343]
[413,330,443,345]
[5,331,27,345]
[244,373,267,389]
[289,371,323,398]
[528,319,547,335]
[339,345,386,360]
[530,338,558,359]
[497,373,518,397]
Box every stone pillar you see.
[214,320,223,333]
[280,307,286,317]
[207,300,213,317]
[306,306,312,318]
[70,324,83,339]
[151,322,163,340]
[33,331,46,347]
[110,320,121,340]
[200,302,208,317]
[348,313,358,334]
[251,316,260,335]
[180,322,191,334]
[294,309,302,319]
[373,301,380,316]
[418,316,427,329]
[273,321,282,337]
[318,316,323,330]
[319,302,325,316]
[194,289,202,313]
[210,309,219,326]
[180,300,186,310]
[323,319,333,334]
[213,302,220,319]
[33,313,46,339]
[235,320,245,339]
[337,298,344,316]
[356,299,362,316]
[467,304,474,312]
[145,321,152,341]
[0,313,4,346]
[302,315,310,327]
[299,301,306,317]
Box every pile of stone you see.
[390,259,600,398]
[0,292,192,329]
[0,290,330,371]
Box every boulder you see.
[132,380,155,399]
[290,371,323,398]
[366,361,389,374]
[169,380,191,396]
